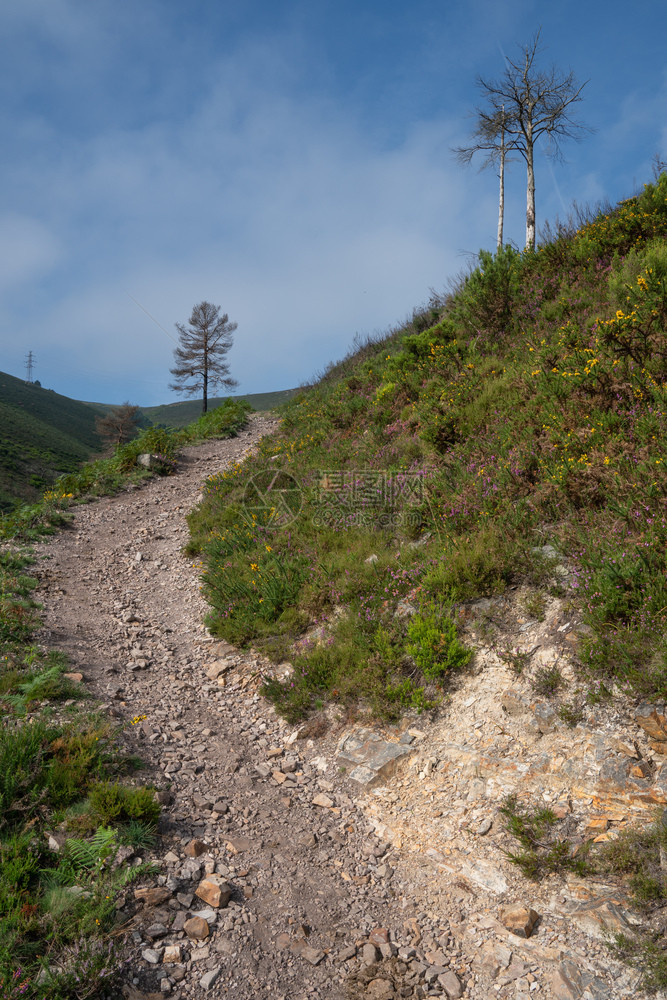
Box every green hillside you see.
[187,173,667,723]
[140,388,301,428]
[0,372,103,511]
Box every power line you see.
[126,293,178,345]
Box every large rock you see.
[134,886,171,906]
[549,959,611,1000]
[337,728,413,787]
[635,703,667,742]
[184,916,210,940]
[137,453,162,469]
[200,967,221,990]
[185,839,206,858]
[194,876,232,908]
[499,904,540,938]
[472,940,512,978]
[551,893,634,941]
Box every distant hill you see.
[0,377,301,510]
[140,388,302,428]
[0,372,104,511]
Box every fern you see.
[64,826,117,873]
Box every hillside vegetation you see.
[187,174,667,723]
[0,373,104,511]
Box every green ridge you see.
[140,387,302,428]
[0,372,104,511]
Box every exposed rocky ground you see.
[32,413,663,1000]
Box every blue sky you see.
[1,0,665,406]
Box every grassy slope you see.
[0,373,104,511]
[139,388,302,427]
[187,173,667,722]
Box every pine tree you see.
[169,302,238,414]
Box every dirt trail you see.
[32,416,419,1000]
[32,414,642,1000]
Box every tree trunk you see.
[497,118,505,251]
[525,133,536,251]
[202,342,209,414]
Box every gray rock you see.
[532,544,559,560]
[141,948,163,964]
[438,969,463,998]
[361,942,380,965]
[550,959,610,1000]
[337,728,413,788]
[145,923,169,939]
[138,453,162,469]
[200,967,222,990]
[338,945,358,962]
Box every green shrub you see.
[46,729,108,810]
[423,528,519,602]
[532,664,564,697]
[451,246,522,340]
[399,319,460,362]
[18,666,83,704]
[88,781,159,826]
[558,703,584,726]
[596,812,667,905]
[116,426,180,471]
[612,935,667,993]
[603,239,667,368]
[0,720,56,829]
[186,398,251,440]
[406,605,471,679]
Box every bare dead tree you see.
[458,30,591,251]
[95,402,141,449]
[454,103,518,251]
[169,301,238,414]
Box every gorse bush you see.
[603,239,667,368]
[450,245,522,341]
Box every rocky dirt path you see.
[33,415,650,1000]
[32,416,443,1000]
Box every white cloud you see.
[0,0,575,403]
[2,27,498,402]
[0,214,62,292]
